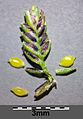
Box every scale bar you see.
[13,106,69,111]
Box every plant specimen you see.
[20,6,56,99]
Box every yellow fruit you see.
[11,87,29,97]
[59,55,76,67]
[8,57,25,68]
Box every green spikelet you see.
[20,6,56,99]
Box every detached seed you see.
[59,55,76,67]
[8,57,25,68]
[11,87,29,97]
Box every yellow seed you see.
[59,55,76,67]
[8,57,25,68]
[11,87,29,97]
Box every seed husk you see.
[34,80,56,100]
[55,68,76,75]
[25,67,46,78]
[8,57,25,68]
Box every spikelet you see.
[20,6,56,99]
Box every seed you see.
[11,87,29,97]
[59,55,76,67]
[8,57,25,68]
[55,68,76,75]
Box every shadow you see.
[20,27,23,32]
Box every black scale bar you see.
[13,106,70,111]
